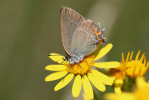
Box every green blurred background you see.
[0,0,149,100]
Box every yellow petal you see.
[45,65,67,71]
[122,53,125,64]
[114,87,122,95]
[45,70,68,82]
[114,79,123,94]
[94,61,120,68]
[105,93,135,100]
[94,43,113,61]
[88,73,106,92]
[140,67,148,76]
[134,62,142,76]
[115,78,123,85]
[82,75,94,99]
[140,62,149,76]
[136,77,147,88]
[135,51,140,61]
[91,69,114,85]
[72,75,82,98]
[126,52,130,63]
[54,73,74,91]
[83,92,90,100]
[48,53,66,64]
[140,53,145,62]
[143,56,147,65]
[130,51,134,61]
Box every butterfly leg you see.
[85,58,89,66]
[78,63,83,69]
[69,64,74,71]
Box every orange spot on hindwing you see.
[93,27,103,43]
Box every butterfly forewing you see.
[60,6,85,56]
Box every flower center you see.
[110,66,125,80]
[125,60,145,77]
[66,56,95,75]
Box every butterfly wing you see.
[70,19,99,56]
[60,6,85,55]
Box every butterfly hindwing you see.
[70,20,99,56]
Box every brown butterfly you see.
[60,6,106,65]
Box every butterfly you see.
[60,6,105,65]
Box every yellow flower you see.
[110,51,149,94]
[104,77,149,100]
[45,43,120,99]
[109,67,125,94]
[105,93,136,100]
[122,51,149,77]
[134,77,149,100]
[111,51,149,78]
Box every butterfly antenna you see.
[46,54,61,56]
[46,54,65,64]
[45,54,51,56]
